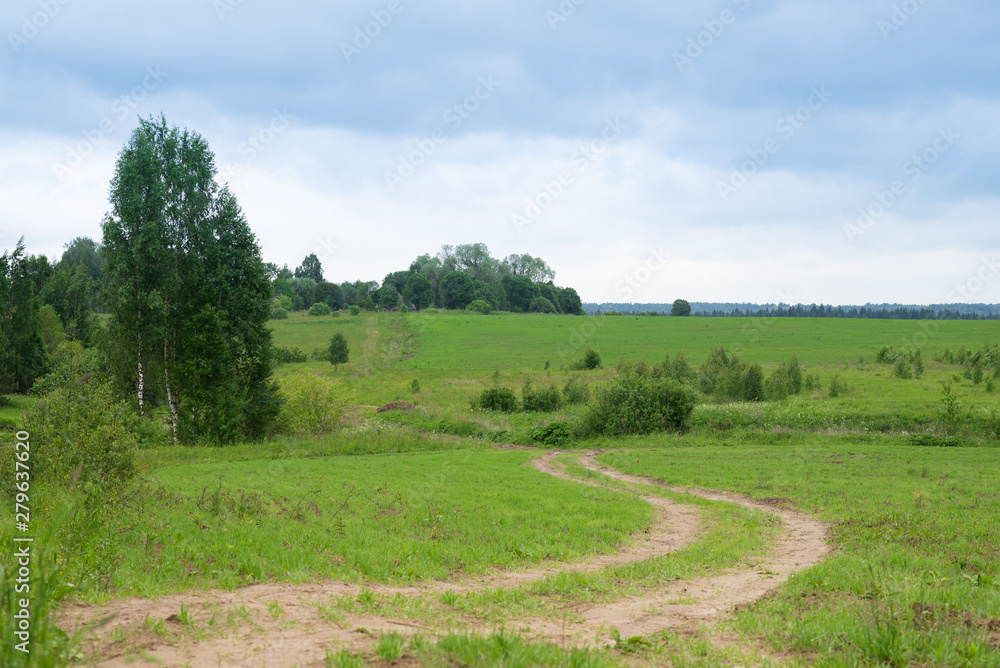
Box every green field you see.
[3,311,1000,666]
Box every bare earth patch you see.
[59,449,829,666]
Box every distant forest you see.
[584,302,1000,320]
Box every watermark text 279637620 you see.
[12,430,34,654]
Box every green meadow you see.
[3,310,1000,666]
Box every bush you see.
[522,380,561,412]
[308,302,332,316]
[278,371,353,435]
[473,387,519,412]
[569,346,602,371]
[271,346,307,365]
[528,297,556,314]
[270,307,288,320]
[349,305,361,316]
[893,357,913,379]
[16,342,139,488]
[580,373,696,436]
[329,332,349,366]
[698,346,764,401]
[466,299,492,314]
[828,375,848,397]
[562,376,591,405]
[530,422,571,446]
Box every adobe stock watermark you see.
[217,108,295,182]
[546,0,587,31]
[673,0,752,73]
[843,127,958,244]
[384,75,501,192]
[311,235,341,270]
[511,117,627,233]
[212,0,244,21]
[8,0,71,53]
[948,254,998,302]
[877,0,932,40]
[341,0,405,63]
[51,66,169,181]
[717,85,832,202]
[615,246,671,300]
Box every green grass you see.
[0,394,34,429]
[599,444,1000,667]
[2,440,652,601]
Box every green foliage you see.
[271,346,307,365]
[472,280,505,311]
[312,281,344,310]
[527,296,556,314]
[270,306,288,320]
[278,371,353,435]
[19,342,139,487]
[828,374,849,397]
[328,333,349,366]
[102,116,278,443]
[530,421,571,446]
[568,346,602,371]
[402,272,435,310]
[349,305,361,316]
[603,310,623,316]
[939,382,960,434]
[474,387,519,412]
[698,346,764,401]
[893,356,913,379]
[410,378,420,393]
[500,275,539,313]
[580,371,697,436]
[37,304,66,355]
[764,356,803,400]
[0,238,49,395]
[294,253,324,282]
[670,298,692,317]
[562,375,591,405]
[308,301,332,316]
[465,299,492,314]
[521,380,561,412]
[440,271,475,310]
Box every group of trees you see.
[268,243,585,316]
[0,237,105,402]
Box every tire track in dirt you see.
[59,450,828,666]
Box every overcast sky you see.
[2,0,997,305]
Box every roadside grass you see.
[599,445,1000,666]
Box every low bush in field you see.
[465,299,492,314]
[308,302,332,316]
[278,371,353,435]
[580,372,696,436]
[562,376,591,405]
[269,306,288,320]
[473,387,519,412]
[568,346,601,371]
[14,342,140,488]
[522,380,561,412]
[272,345,307,365]
[531,421,571,445]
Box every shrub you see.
[828,375,848,397]
[893,357,913,379]
[278,371,353,435]
[410,378,420,393]
[698,346,764,401]
[473,387,519,412]
[569,346,602,371]
[765,356,803,400]
[16,342,139,488]
[270,307,288,320]
[530,422,571,446]
[522,380,561,412]
[466,299,492,314]
[528,297,556,314]
[308,302,332,316]
[562,376,591,405]
[329,332,349,366]
[271,346,307,365]
[349,305,361,316]
[580,373,696,436]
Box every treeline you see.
[270,243,584,316]
[585,302,1000,320]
